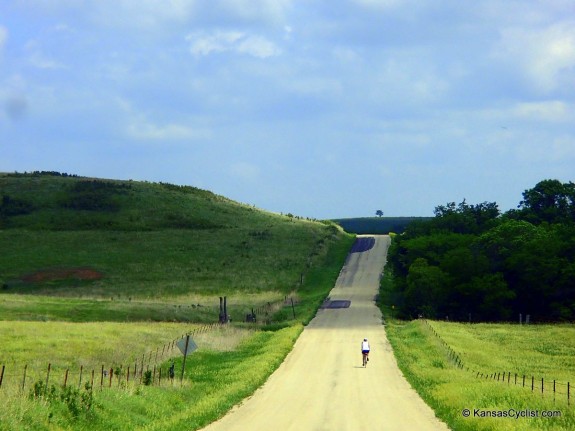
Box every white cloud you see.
[512,101,573,123]
[474,101,574,126]
[92,0,198,28]
[237,35,280,58]
[371,53,449,105]
[0,26,7,49]
[24,39,66,69]
[187,30,280,58]
[28,52,66,70]
[495,21,575,93]
[332,47,362,63]
[216,0,292,24]
[513,133,575,164]
[126,116,210,141]
[187,31,244,56]
[352,0,408,10]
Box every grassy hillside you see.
[0,171,353,322]
[333,216,431,234]
[0,171,355,430]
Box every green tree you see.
[404,258,449,318]
[518,179,575,224]
[455,273,515,321]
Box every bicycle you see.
[362,351,369,367]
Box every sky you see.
[1,1,574,219]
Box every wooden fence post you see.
[100,365,104,389]
[109,368,113,387]
[63,369,69,388]
[22,364,27,392]
[91,369,94,388]
[541,378,544,395]
[78,365,83,389]
[45,363,51,394]
[531,376,534,392]
[0,365,4,388]
[568,382,570,406]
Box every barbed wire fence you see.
[0,323,228,396]
[421,319,572,407]
[0,295,300,398]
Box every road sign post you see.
[176,334,198,383]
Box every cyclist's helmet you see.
[364,338,367,341]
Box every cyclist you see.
[361,338,370,366]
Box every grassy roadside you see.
[384,318,575,431]
[0,322,253,375]
[273,230,356,326]
[0,325,302,431]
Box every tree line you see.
[386,179,575,322]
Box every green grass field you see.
[385,318,575,431]
[0,172,354,430]
[0,325,302,431]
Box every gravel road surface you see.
[200,235,450,431]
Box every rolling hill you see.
[0,171,354,322]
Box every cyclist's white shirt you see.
[362,340,370,351]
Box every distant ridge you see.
[333,217,432,234]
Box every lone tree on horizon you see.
[376,210,384,217]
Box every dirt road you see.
[200,235,450,431]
